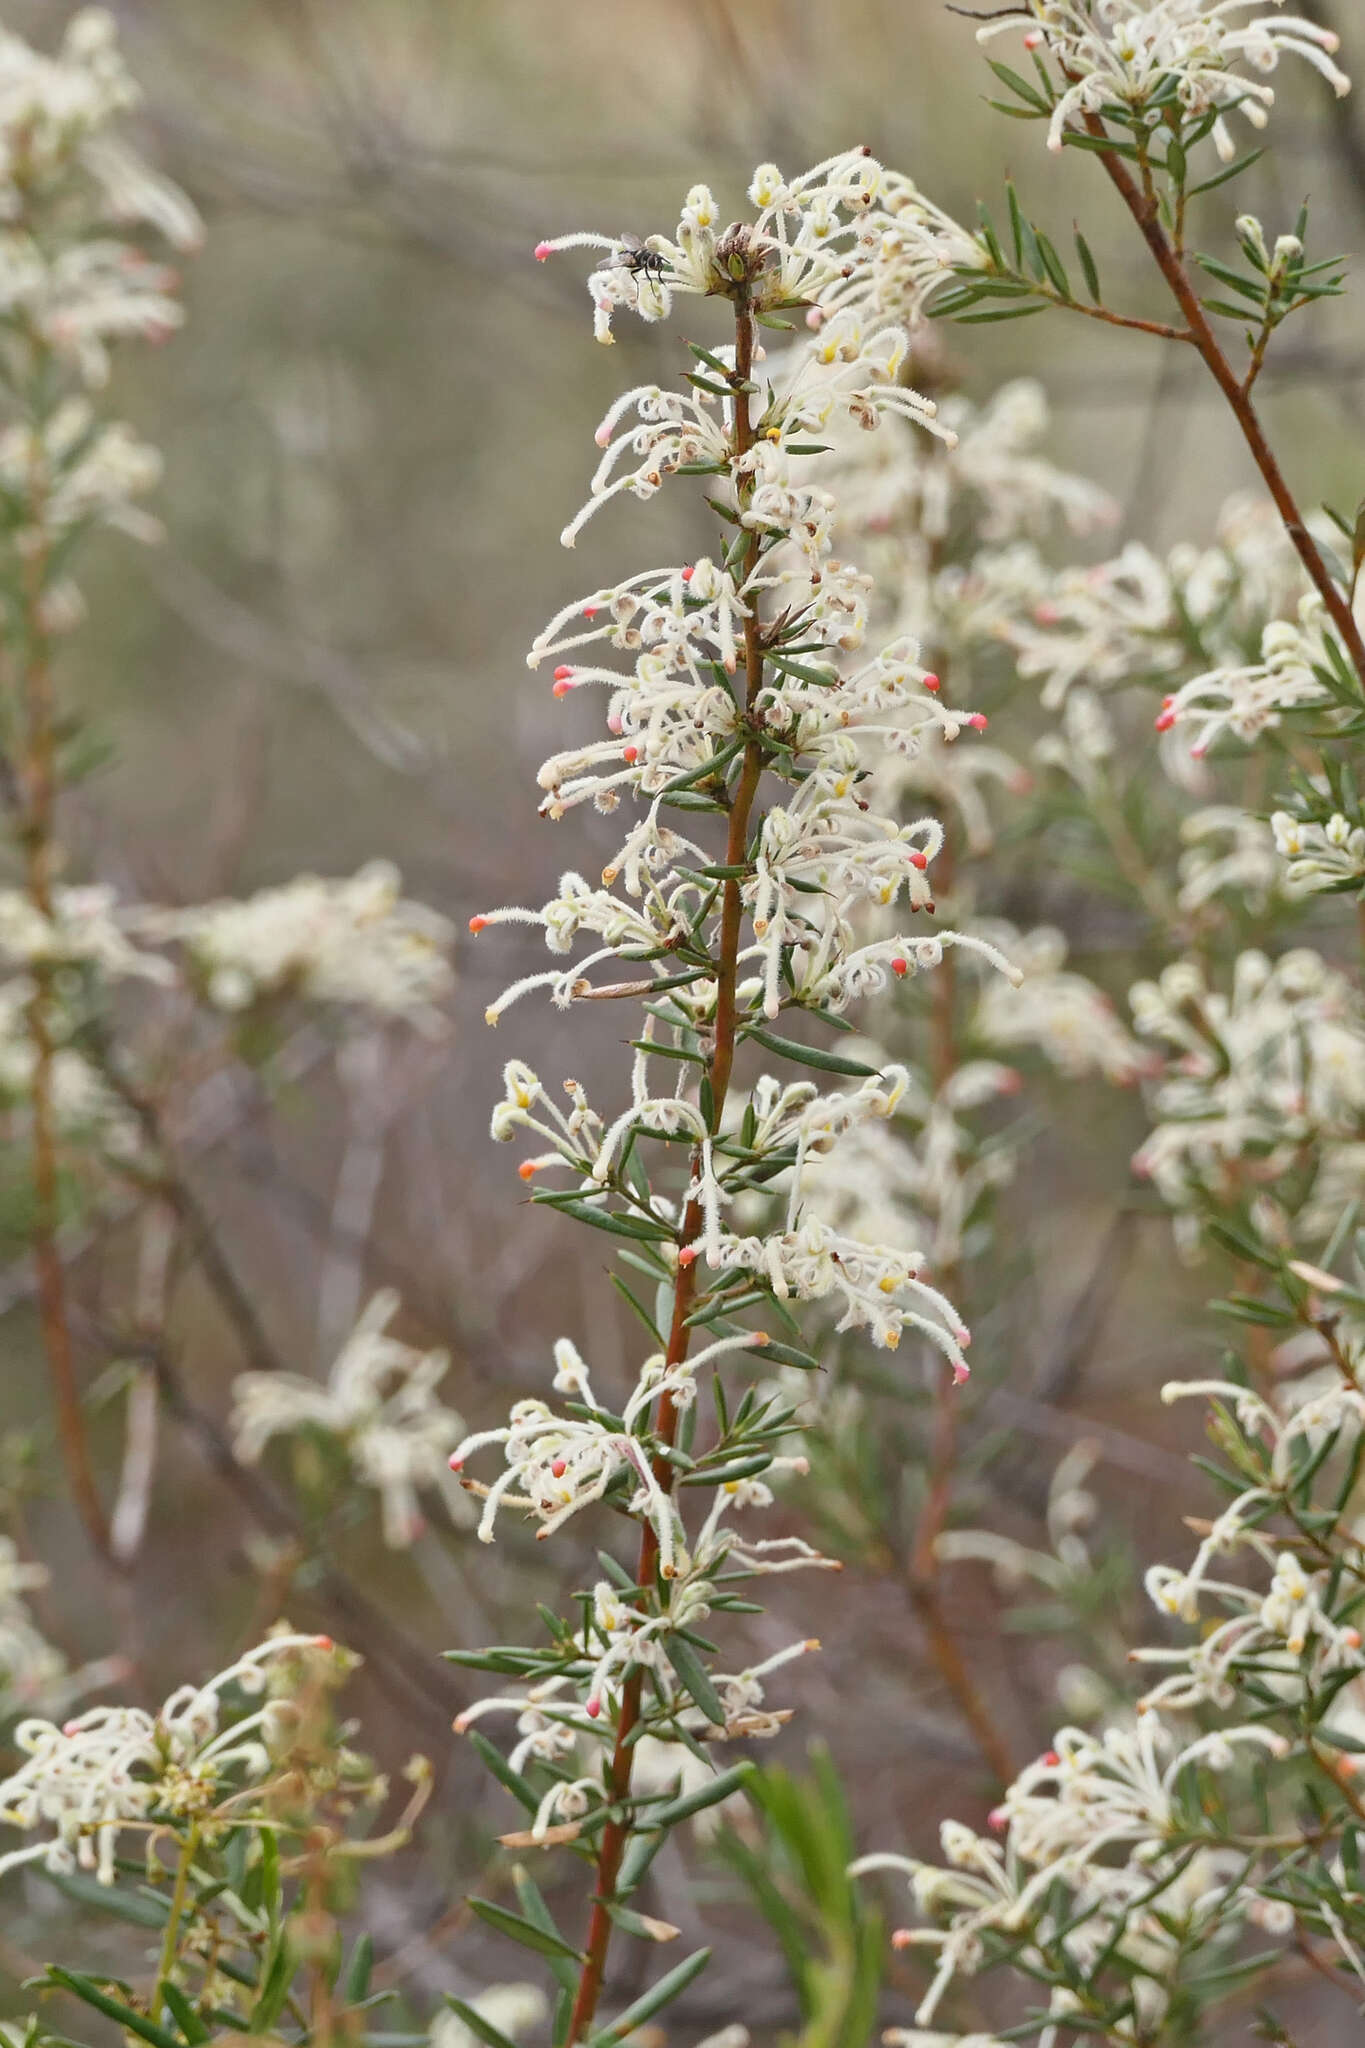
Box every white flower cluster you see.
[135,862,454,1029]
[0,9,202,389]
[801,1056,1022,1273]
[0,884,171,985]
[1153,598,1333,757]
[857,1714,1285,2038]
[973,923,1150,1085]
[232,1292,468,1548]
[1130,949,1365,1219]
[1004,490,1322,728]
[0,1634,328,1885]
[977,1,1349,159]
[1271,807,1365,893]
[538,155,988,348]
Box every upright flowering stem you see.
[1083,112,1365,686]
[566,283,764,2046]
[17,439,108,1563]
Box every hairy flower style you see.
[0,1634,331,1884]
[134,862,454,1028]
[978,1,1349,159]
[232,1292,468,1548]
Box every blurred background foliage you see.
[1,0,1364,2039]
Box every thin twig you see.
[1082,112,1365,684]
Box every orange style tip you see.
[678,1246,699,1267]
[313,1635,334,1651]
[622,745,639,764]
[468,915,488,933]
[804,1637,821,1652]
[552,681,573,698]
[890,1928,913,1950]
[750,1331,770,1346]
[517,1160,538,1181]
[453,1713,471,1732]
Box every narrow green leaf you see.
[440,1999,522,2048]
[46,1972,182,2048]
[587,1947,713,2044]
[468,1731,541,1815]
[742,1026,878,1078]
[644,1762,756,1831]
[159,1983,211,2046]
[1074,228,1101,302]
[467,1897,586,1964]
[663,1634,726,1725]
[341,1934,374,2006]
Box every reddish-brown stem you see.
[1083,113,1365,685]
[566,290,765,2045]
[18,507,109,1562]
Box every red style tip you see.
[314,1635,334,1650]
[622,744,639,764]
[553,665,574,681]
[891,956,909,977]
[582,603,598,619]
[586,1697,601,1719]
[680,565,695,583]
[921,672,941,693]
[551,1458,567,1478]
[909,850,928,870]
[448,1455,464,1471]
[678,1245,699,1268]
[968,713,988,731]
[552,681,573,698]
[534,241,554,261]
[1154,710,1176,732]
[987,1806,1008,1833]
[1043,1750,1060,1767]
[468,915,488,934]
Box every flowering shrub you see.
[0,6,1362,2048]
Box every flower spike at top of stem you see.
[457,155,1023,2045]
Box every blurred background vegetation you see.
[2,0,1364,2038]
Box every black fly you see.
[616,233,670,280]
